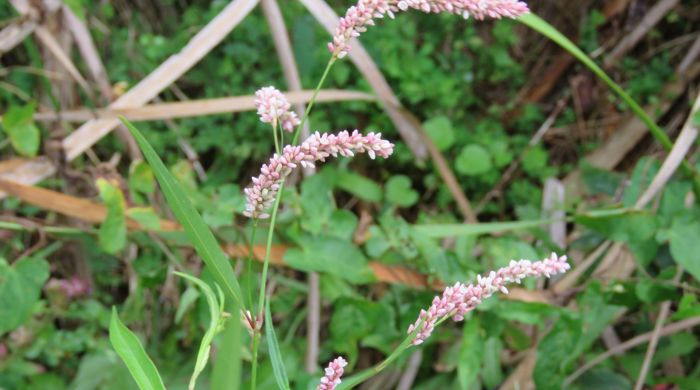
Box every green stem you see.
[336,323,421,390]
[250,332,260,390]
[246,222,258,310]
[256,183,284,316]
[292,58,336,145]
[249,55,336,390]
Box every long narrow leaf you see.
[518,13,677,153]
[121,118,244,307]
[109,307,166,390]
[211,302,243,390]
[265,300,290,390]
[174,271,225,390]
[413,219,551,238]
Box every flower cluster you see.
[317,357,348,390]
[329,0,530,58]
[407,253,570,345]
[244,130,394,218]
[254,86,301,132]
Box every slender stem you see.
[337,323,421,390]
[257,182,284,315]
[246,222,258,310]
[272,120,280,154]
[292,58,336,145]
[250,332,260,390]
[250,55,335,390]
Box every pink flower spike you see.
[407,253,570,345]
[254,86,300,133]
[243,130,394,218]
[317,357,348,390]
[330,0,530,59]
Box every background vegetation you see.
[1,0,699,389]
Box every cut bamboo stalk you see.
[34,90,375,122]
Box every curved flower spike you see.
[254,86,300,132]
[317,357,348,390]
[407,253,570,345]
[329,0,530,58]
[244,130,394,218]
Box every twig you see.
[635,91,700,209]
[564,316,700,386]
[634,268,684,390]
[33,90,375,122]
[396,350,422,390]
[604,0,680,67]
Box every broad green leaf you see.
[482,337,503,389]
[122,118,244,307]
[265,300,290,390]
[385,175,419,207]
[211,302,242,390]
[129,160,155,195]
[174,272,227,390]
[455,144,492,176]
[2,103,41,157]
[335,170,383,202]
[0,257,49,336]
[126,207,161,231]
[669,216,700,281]
[109,307,165,390]
[300,172,334,235]
[97,179,127,254]
[423,116,455,151]
[457,318,483,389]
[284,235,375,284]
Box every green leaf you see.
[122,118,244,307]
[0,257,49,336]
[385,175,419,207]
[423,116,455,151]
[457,318,483,390]
[97,179,127,254]
[2,103,41,157]
[126,207,161,231]
[482,337,503,389]
[109,307,165,390]
[173,272,226,390]
[413,218,550,238]
[455,144,492,176]
[669,216,700,281]
[284,235,375,284]
[211,302,242,390]
[335,170,383,202]
[265,300,290,390]
[129,160,156,195]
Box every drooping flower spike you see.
[408,253,570,345]
[254,86,301,133]
[244,130,394,218]
[329,0,530,58]
[317,357,348,390]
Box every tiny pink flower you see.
[244,130,394,218]
[254,86,301,133]
[317,357,348,390]
[329,0,530,58]
[407,253,569,345]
